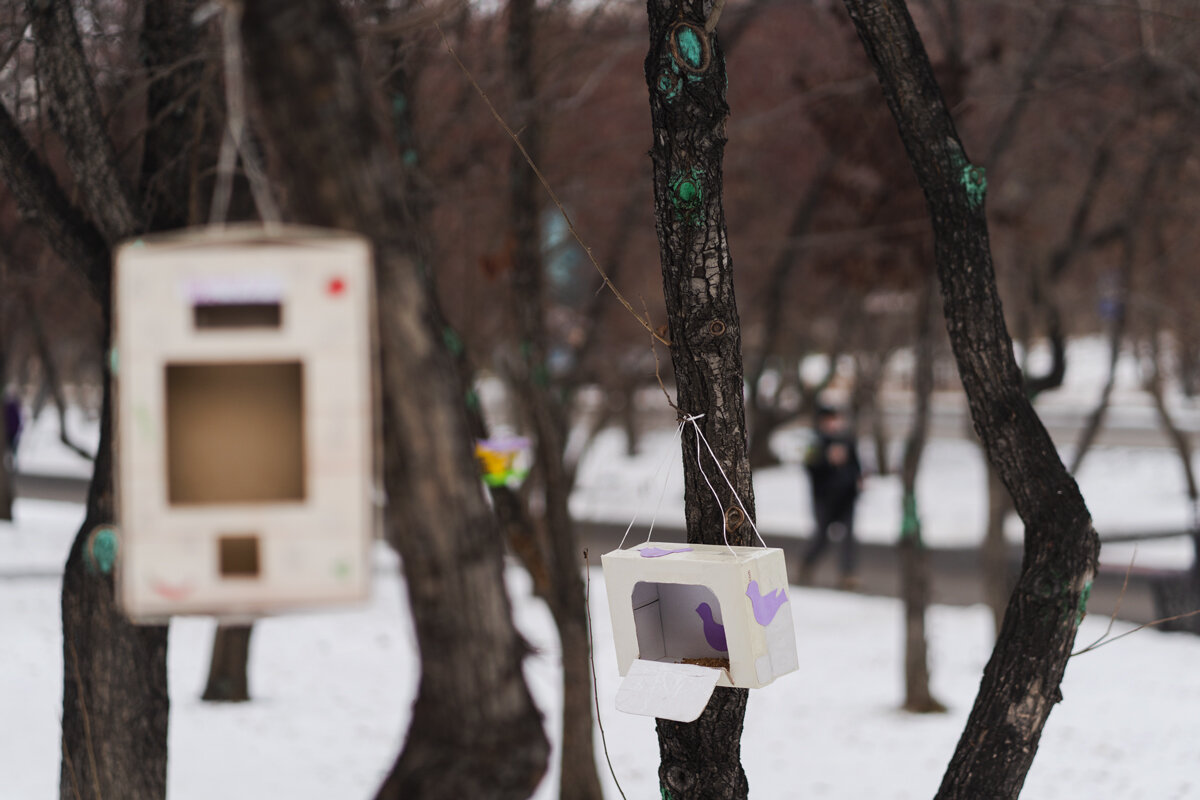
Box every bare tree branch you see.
[0,99,108,303]
[27,0,140,241]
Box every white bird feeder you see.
[601,542,798,722]
[113,224,376,622]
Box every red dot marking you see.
[327,277,346,296]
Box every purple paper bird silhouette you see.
[640,546,693,558]
[695,602,728,652]
[746,580,788,626]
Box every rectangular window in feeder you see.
[602,542,798,722]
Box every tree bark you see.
[504,0,604,796]
[60,382,170,800]
[898,273,944,714]
[238,3,549,797]
[27,0,140,243]
[19,3,197,798]
[201,624,253,703]
[644,2,755,797]
[839,2,1098,797]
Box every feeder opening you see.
[219,535,261,577]
[194,302,282,330]
[165,361,306,505]
[631,580,728,663]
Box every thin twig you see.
[583,549,627,800]
[1075,545,1135,654]
[362,0,463,37]
[60,723,83,800]
[431,20,670,347]
[67,638,103,800]
[1071,543,1200,656]
[209,0,281,227]
[704,0,727,33]
[642,296,678,412]
[1072,608,1200,657]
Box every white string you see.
[642,425,681,546]
[208,0,281,229]
[686,414,768,549]
[615,411,766,555]
[688,415,736,556]
[616,421,686,550]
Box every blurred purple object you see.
[3,394,20,451]
[640,546,693,558]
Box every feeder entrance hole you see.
[165,361,306,505]
[631,580,728,664]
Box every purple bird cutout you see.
[640,546,694,558]
[746,580,788,626]
[695,602,728,652]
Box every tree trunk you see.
[19,2,202,796]
[898,273,944,714]
[61,381,170,800]
[982,463,1013,636]
[644,3,755,797]
[504,0,604,795]
[621,381,641,456]
[1069,303,1124,475]
[201,624,253,702]
[238,3,549,797]
[0,351,12,521]
[839,3,1099,797]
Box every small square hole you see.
[219,536,261,578]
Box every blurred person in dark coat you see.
[800,406,863,589]
[3,391,20,453]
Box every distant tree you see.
[840,1,1099,797]
[896,270,945,713]
[0,1,218,795]
[237,1,550,797]
[500,0,606,796]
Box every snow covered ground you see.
[572,427,1199,571]
[4,498,1200,800]
[5,334,1200,797]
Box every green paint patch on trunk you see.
[960,163,987,208]
[1075,579,1093,624]
[675,27,703,70]
[900,491,921,542]
[86,527,119,575]
[658,70,682,101]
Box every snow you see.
[5,510,1200,799]
[13,404,99,479]
[6,335,1200,797]
[572,427,1198,571]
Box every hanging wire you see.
[687,414,736,556]
[685,414,768,548]
[616,420,686,550]
[207,0,281,228]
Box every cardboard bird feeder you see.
[601,542,798,723]
[113,224,376,622]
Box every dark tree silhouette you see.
[238,1,549,797]
[839,1,1099,797]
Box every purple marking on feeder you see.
[639,546,694,558]
[695,602,728,652]
[746,579,788,626]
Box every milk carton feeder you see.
[601,542,798,723]
[113,225,375,622]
